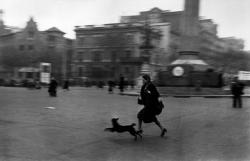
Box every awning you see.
[18,67,40,72]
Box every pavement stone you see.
[0,86,250,161]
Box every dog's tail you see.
[131,123,136,126]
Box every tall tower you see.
[180,0,200,52]
[0,9,4,27]
[164,0,215,87]
[172,0,207,65]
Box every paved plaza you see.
[0,86,250,161]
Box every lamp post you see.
[139,21,154,64]
[139,20,155,76]
[136,20,155,87]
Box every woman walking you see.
[48,78,58,97]
[137,74,167,137]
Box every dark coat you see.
[140,82,160,108]
[137,82,160,123]
[63,80,69,89]
[48,80,58,93]
[119,76,124,90]
[231,81,244,96]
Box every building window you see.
[78,67,83,77]
[19,45,25,51]
[18,72,23,78]
[26,72,33,79]
[111,67,115,77]
[28,31,35,38]
[48,46,55,51]
[28,45,34,50]
[154,55,160,64]
[47,35,56,42]
[77,52,83,62]
[125,67,130,73]
[126,33,134,42]
[81,52,90,61]
[103,52,110,61]
[85,52,91,61]
[42,66,50,73]
[125,50,131,58]
[92,51,102,62]
[111,51,117,62]
[78,37,84,46]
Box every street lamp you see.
[139,21,154,63]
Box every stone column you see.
[180,0,200,53]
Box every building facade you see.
[121,8,245,57]
[73,21,170,84]
[0,17,73,83]
[72,7,245,84]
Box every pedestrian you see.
[35,79,41,89]
[195,80,202,91]
[231,76,245,108]
[137,74,167,137]
[63,79,70,91]
[108,80,114,94]
[119,75,124,93]
[48,78,58,97]
[98,81,104,89]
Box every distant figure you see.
[35,80,41,89]
[48,78,58,97]
[98,81,104,89]
[27,79,35,89]
[108,80,114,94]
[231,76,245,108]
[195,80,202,91]
[63,79,70,91]
[119,75,124,93]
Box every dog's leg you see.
[129,131,139,141]
[134,135,137,141]
[137,132,142,139]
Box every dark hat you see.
[142,74,151,81]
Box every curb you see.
[121,92,250,98]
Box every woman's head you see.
[142,74,151,84]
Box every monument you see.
[173,0,207,65]
[157,0,222,87]
[180,0,200,52]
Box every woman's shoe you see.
[137,130,143,134]
[161,128,167,137]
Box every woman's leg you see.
[137,108,145,133]
[138,119,143,132]
[154,118,167,137]
[154,118,164,130]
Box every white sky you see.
[1,0,250,50]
